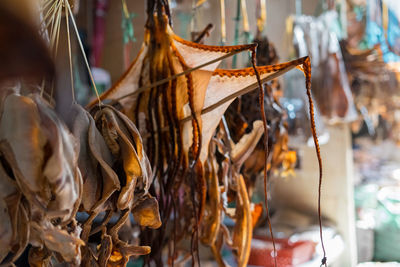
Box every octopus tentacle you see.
[300,56,327,266]
[250,49,277,267]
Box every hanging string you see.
[65,0,102,106]
[250,48,277,267]
[65,0,76,103]
[50,1,63,100]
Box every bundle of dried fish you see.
[0,92,83,265]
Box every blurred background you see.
[4,0,400,266]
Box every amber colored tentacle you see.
[147,64,158,176]
[301,56,327,267]
[172,34,256,53]
[165,52,183,191]
[161,56,179,230]
[195,161,206,224]
[213,56,308,77]
[160,56,176,178]
[170,43,202,164]
[167,52,184,173]
[170,44,206,265]
[154,65,166,179]
[250,49,277,267]
[81,210,100,242]
[159,53,186,237]
[189,168,201,267]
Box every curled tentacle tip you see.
[320,256,327,266]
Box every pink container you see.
[248,237,316,267]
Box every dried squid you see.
[65,103,159,266]
[93,0,325,265]
[0,92,83,265]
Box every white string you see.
[65,0,102,106]
[65,0,75,103]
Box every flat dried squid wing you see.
[0,157,28,264]
[30,220,84,265]
[0,94,46,201]
[66,103,120,212]
[199,149,221,246]
[33,94,82,223]
[111,106,153,190]
[88,45,148,116]
[92,106,143,210]
[171,33,257,159]
[196,60,300,163]
[230,120,264,168]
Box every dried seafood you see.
[0,0,327,266]
[290,12,357,123]
[226,35,296,183]
[0,92,83,265]
[93,1,325,266]
[341,41,400,141]
[65,103,159,266]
